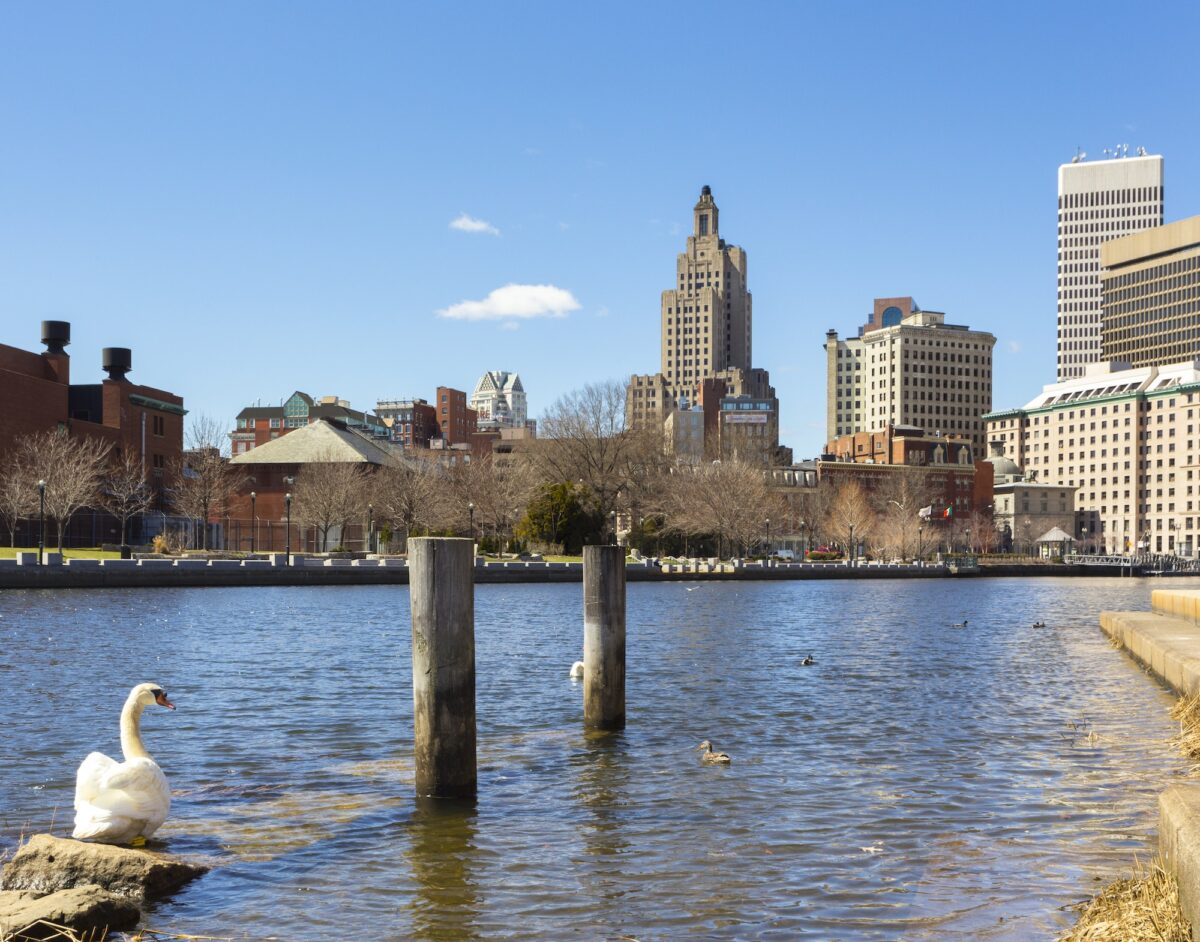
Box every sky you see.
[2,1,1199,459]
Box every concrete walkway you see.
[1101,589,1200,938]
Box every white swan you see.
[569,661,585,680]
[73,682,176,845]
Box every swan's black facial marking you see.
[152,689,176,710]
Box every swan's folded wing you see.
[94,758,170,820]
[75,752,119,807]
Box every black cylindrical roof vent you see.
[41,321,71,354]
[102,347,132,380]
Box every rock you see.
[0,834,208,902]
[0,884,140,940]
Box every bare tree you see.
[823,478,875,560]
[101,450,155,547]
[17,430,112,553]
[871,468,939,560]
[535,380,661,524]
[187,413,232,456]
[448,455,537,550]
[293,455,371,552]
[371,457,444,549]
[0,450,36,547]
[655,459,782,557]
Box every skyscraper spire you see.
[693,184,718,238]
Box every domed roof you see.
[983,441,1022,482]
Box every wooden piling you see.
[583,543,626,730]
[408,537,477,798]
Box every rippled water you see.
[0,578,1194,940]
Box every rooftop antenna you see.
[1136,145,1147,156]
[1072,146,1087,163]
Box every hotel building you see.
[986,360,1200,556]
[824,298,996,459]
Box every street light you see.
[468,501,475,541]
[367,503,374,554]
[609,510,617,545]
[965,527,972,555]
[285,492,292,566]
[917,525,924,564]
[250,491,257,554]
[849,523,855,567]
[764,517,770,557]
[37,479,46,565]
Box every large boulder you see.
[0,834,208,901]
[0,884,140,940]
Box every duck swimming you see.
[950,619,968,628]
[696,740,732,765]
[801,654,816,666]
[1032,621,1046,629]
[569,661,584,680]
[73,683,175,846]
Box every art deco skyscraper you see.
[1057,151,1163,381]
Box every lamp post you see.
[849,523,855,567]
[799,520,807,561]
[965,528,971,555]
[37,479,46,564]
[285,492,292,566]
[468,501,475,542]
[250,491,257,554]
[367,503,374,554]
[764,517,770,558]
[609,510,617,545]
[917,525,924,564]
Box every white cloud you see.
[437,283,581,322]
[449,213,500,236]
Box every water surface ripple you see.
[0,577,1192,940]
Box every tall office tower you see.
[1057,150,1163,381]
[469,370,527,430]
[824,297,996,459]
[1100,215,1200,367]
[627,185,759,429]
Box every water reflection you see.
[406,797,480,942]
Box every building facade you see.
[0,320,185,498]
[469,371,527,430]
[1100,215,1200,368]
[376,398,439,449]
[825,300,995,458]
[435,387,478,446]
[986,359,1200,556]
[232,392,385,456]
[824,424,975,467]
[1057,151,1164,381]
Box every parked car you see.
[771,549,796,561]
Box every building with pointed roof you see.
[230,391,385,455]
[470,371,527,430]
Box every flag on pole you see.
[918,505,932,519]
[942,505,953,519]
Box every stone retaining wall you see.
[1101,589,1200,939]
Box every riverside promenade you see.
[1102,589,1200,936]
[0,552,1137,589]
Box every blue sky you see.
[2,2,1198,459]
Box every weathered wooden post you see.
[409,537,477,798]
[583,543,626,730]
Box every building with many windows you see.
[231,392,385,455]
[986,359,1200,557]
[1057,151,1163,381]
[1100,214,1200,368]
[375,398,439,449]
[824,298,995,459]
[469,371,527,430]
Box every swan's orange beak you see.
[155,691,176,710]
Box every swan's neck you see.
[120,695,151,761]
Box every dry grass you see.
[1171,691,1200,765]
[0,926,232,942]
[1059,856,1190,942]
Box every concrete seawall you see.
[0,557,1136,590]
[1101,590,1200,938]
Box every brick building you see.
[436,387,478,446]
[824,424,975,467]
[375,398,439,449]
[0,320,185,499]
[231,391,385,456]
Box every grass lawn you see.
[0,546,121,560]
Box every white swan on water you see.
[569,661,585,680]
[73,682,175,846]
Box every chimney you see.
[40,320,71,384]
[102,347,132,381]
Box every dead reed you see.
[1059,856,1190,942]
[1171,690,1200,765]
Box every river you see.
[0,577,1192,940]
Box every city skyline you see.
[2,3,1200,459]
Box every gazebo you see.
[1035,526,1076,560]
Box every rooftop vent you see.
[102,347,132,381]
[41,321,71,355]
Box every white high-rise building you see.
[1057,150,1163,382]
[469,371,527,430]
